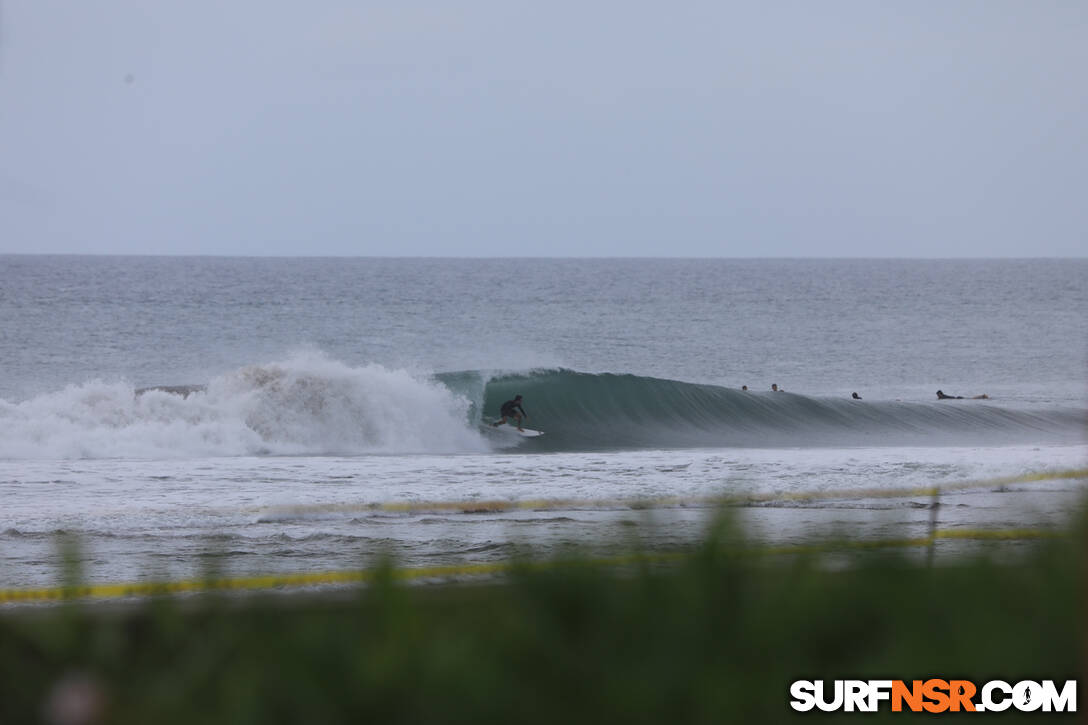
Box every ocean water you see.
[1,257,1086,595]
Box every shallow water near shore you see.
[2,444,1084,592]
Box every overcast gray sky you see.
[1,1,1086,256]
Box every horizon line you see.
[2,253,1086,261]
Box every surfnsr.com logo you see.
[789,679,1077,713]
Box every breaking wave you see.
[444,368,1086,450]
[0,353,484,459]
[1,358,1083,459]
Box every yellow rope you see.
[0,527,1066,603]
[4,469,1082,603]
[251,468,1088,517]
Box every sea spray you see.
[0,353,486,459]
[2,360,1083,460]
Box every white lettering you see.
[815,680,844,712]
[844,680,868,712]
[789,680,816,712]
[1014,680,1043,712]
[1041,680,1077,712]
[792,678,1077,713]
[867,680,892,711]
[982,680,1012,712]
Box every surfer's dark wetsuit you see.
[500,400,524,417]
[937,390,989,400]
[494,395,528,431]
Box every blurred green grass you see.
[1,515,1083,724]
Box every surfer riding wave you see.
[492,395,528,432]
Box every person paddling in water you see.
[937,390,989,400]
[493,395,528,432]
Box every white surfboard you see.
[484,423,545,438]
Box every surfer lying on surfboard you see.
[936,390,989,400]
[492,395,528,432]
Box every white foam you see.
[0,352,488,459]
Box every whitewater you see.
[1,257,1085,596]
[3,355,1083,460]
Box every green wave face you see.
[438,369,1087,451]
